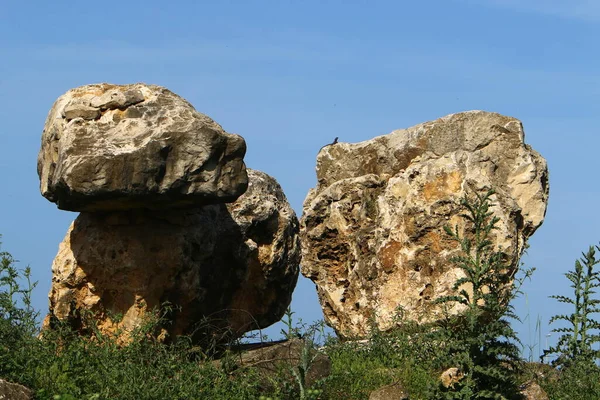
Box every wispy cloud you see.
[471,0,600,22]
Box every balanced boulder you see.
[38,83,248,211]
[300,111,549,338]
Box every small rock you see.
[0,378,33,400]
[519,381,549,400]
[89,88,144,109]
[440,367,464,388]
[369,382,409,400]
[62,102,100,121]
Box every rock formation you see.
[40,84,300,344]
[300,111,548,338]
[45,168,299,344]
[38,83,248,212]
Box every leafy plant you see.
[279,307,326,399]
[291,325,325,400]
[281,307,303,339]
[537,357,600,399]
[432,189,530,399]
[543,244,600,367]
[0,234,39,381]
[522,293,543,362]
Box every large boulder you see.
[300,111,548,338]
[38,83,248,211]
[44,170,300,344]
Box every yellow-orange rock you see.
[44,170,300,345]
[300,111,548,338]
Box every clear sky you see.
[1,0,599,357]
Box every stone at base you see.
[519,381,549,400]
[369,382,409,400]
[0,379,33,400]
[44,170,300,346]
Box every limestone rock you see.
[0,379,33,400]
[44,170,300,344]
[63,103,101,121]
[440,367,464,389]
[519,381,549,400]
[38,83,248,212]
[300,111,548,338]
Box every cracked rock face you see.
[44,170,300,344]
[300,111,549,338]
[38,83,248,211]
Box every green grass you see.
[2,186,600,400]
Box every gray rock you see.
[300,111,549,338]
[440,367,464,388]
[38,83,248,212]
[0,379,33,400]
[89,88,144,110]
[62,102,101,121]
[44,170,300,345]
[520,381,549,400]
[369,382,409,400]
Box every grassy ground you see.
[2,189,600,399]
[1,279,600,399]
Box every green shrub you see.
[323,338,401,399]
[0,235,39,383]
[537,244,600,399]
[431,189,528,399]
[544,245,600,367]
[29,308,268,399]
[322,315,439,399]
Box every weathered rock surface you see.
[440,367,464,389]
[44,170,300,344]
[38,83,248,211]
[301,111,548,338]
[0,379,33,400]
[519,381,549,400]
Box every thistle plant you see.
[280,307,325,400]
[433,189,529,399]
[0,234,39,380]
[544,245,600,367]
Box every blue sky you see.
[1,0,599,356]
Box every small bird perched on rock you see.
[319,137,339,152]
